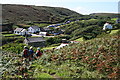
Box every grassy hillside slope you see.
[90,13,119,18]
[2,4,81,24]
[30,30,120,78]
[2,30,119,78]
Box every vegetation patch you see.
[74,37,84,41]
[31,33,119,78]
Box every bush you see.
[2,43,26,54]
[46,37,62,46]
[2,37,17,45]
[2,36,24,45]
[113,23,120,29]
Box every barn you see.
[24,37,46,47]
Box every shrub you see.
[46,37,62,46]
[2,43,26,54]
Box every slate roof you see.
[14,28,23,31]
[26,37,46,43]
[30,26,40,29]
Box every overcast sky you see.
[0,0,119,14]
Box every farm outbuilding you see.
[24,37,46,47]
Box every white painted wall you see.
[28,27,40,33]
[39,32,47,36]
[14,29,28,35]
[14,31,21,35]
[28,27,35,33]
[21,29,28,35]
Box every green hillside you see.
[60,15,120,40]
[1,30,119,79]
[2,4,81,24]
[1,4,120,79]
[29,30,119,78]
[90,13,119,18]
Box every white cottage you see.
[103,22,112,30]
[21,29,28,35]
[28,26,40,33]
[14,28,28,35]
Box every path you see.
[32,34,54,37]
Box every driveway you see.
[31,34,54,37]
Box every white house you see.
[103,22,112,30]
[28,26,40,33]
[39,32,47,36]
[14,28,28,35]
[21,29,28,35]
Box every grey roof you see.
[30,26,40,29]
[14,28,23,31]
[26,37,46,43]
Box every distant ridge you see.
[90,13,119,18]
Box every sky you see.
[0,0,119,15]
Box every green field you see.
[42,46,57,50]
[3,33,19,37]
[74,37,84,41]
[111,18,117,21]
[110,29,120,35]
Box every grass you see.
[110,29,120,35]
[97,29,120,38]
[88,19,97,21]
[111,18,117,21]
[35,73,53,78]
[81,19,96,22]
[34,23,50,28]
[42,46,57,50]
[74,37,84,41]
[2,33,20,37]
